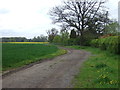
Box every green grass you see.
[66,45,119,88]
[2,43,67,71]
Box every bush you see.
[91,36,120,54]
[53,35,61,44]
[91,39,99,48]
[82,30,98,46]
[68,38,76,45]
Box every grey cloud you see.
[0,29,37,38]
[0,29,20,36]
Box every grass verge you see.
[67,45,119,88]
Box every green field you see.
[67,46,119,88]
[2,43,66,71]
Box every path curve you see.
[2,47,90,88]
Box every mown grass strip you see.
[67,45,119,88]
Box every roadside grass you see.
[66,45,119,88]
[2,43,67,71]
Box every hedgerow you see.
[91,36,120,54]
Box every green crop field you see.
[2,43,66,71]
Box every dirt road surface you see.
[2,47,90,88]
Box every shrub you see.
[82,30,98,46]
[53,35,61,44]
[91,36,120,54]
[68,38,76,45]
[91,39,99,48]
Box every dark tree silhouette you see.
[47,28,58,42]
[49,0,109,45]
[70,29,77,38]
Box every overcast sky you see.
[0,0,119,39]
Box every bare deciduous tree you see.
[49,0,109,44]
[47,28,58,42]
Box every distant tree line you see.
[2,35,48,42]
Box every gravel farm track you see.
[2,47,91,88]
